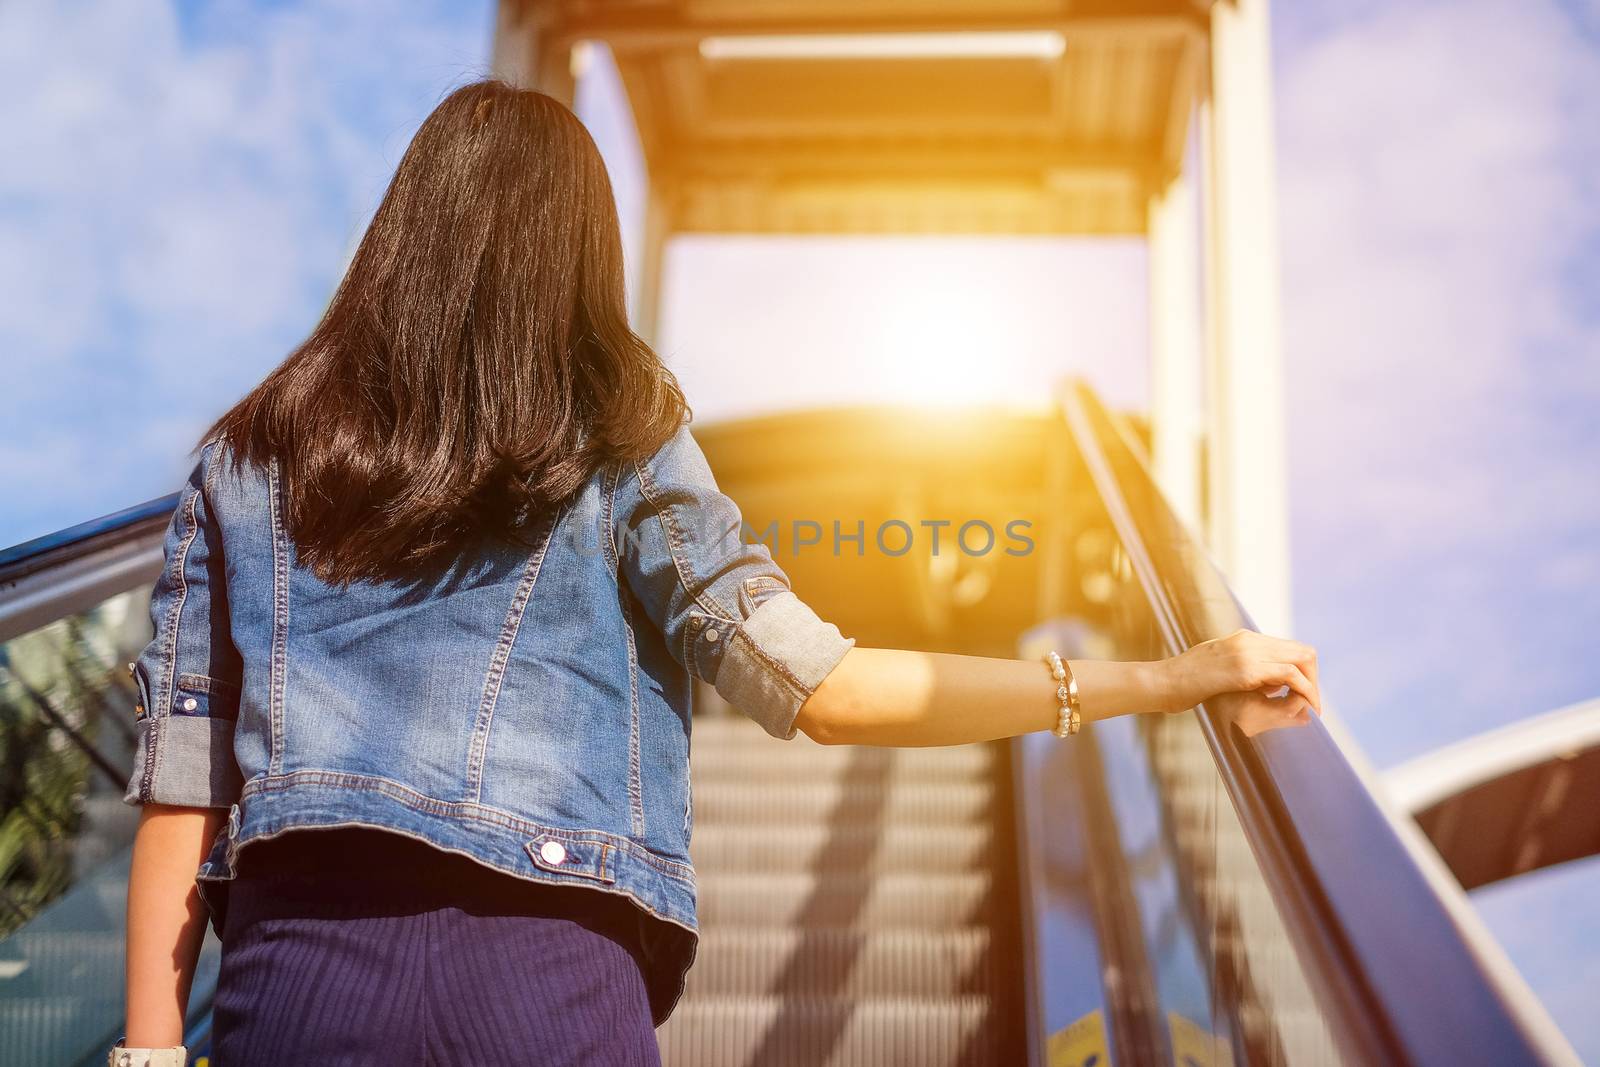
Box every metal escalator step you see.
[691,781,995,824]
[689,731,986,759]
[0,995,121,1062]
[689,715,808,742]
[2,931,123,995]
[696,872,999,929]
[690,747,996,784]
[691,720,992,753]
[656,995,1001,1067]
[682,927,996,999]
[690,823,996,875]
[678,725,1023,1065]
[690,718,988,755]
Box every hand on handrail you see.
[1164,628,1322,738]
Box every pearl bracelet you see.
[1043,650,1081,737]
[108,1042,187,1067]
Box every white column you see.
[634,180,673,345]
[1147,171,1205,534]
[491,0,539,88]
[491,0,576,106]
[1202,0,1294,636]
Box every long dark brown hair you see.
[206,79,687,585]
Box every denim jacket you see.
[122,424,854,1023]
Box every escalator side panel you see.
[1062,382,1572,1065]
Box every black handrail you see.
[0,495,179,574]
[1060,380,1569,1065]
[0,495,178,643]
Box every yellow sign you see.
[1168,1012,1234,1067]
[1048,1009,1111,1067]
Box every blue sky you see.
[1,0,1596,1054]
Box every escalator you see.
[657,718,1025,1065]
[0,382,1575,1065]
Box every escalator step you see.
[691,781,995,824]
[657,995,1002,1067]
[690,824,996,875]
[691,721,991,752]
[675,717,1023,1065]
[0,996,122,1064]
[681,928,996,998]
[690,720,989,757]
[690,748,995,785]
[696,872,999,929]
[688,716,811,742]
[2,932,123,996]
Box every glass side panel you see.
[1105,522,1340,1063]
[0,588,219,1067]
[1096,712,1229,1061]
[1137,714,1342,1065]
[1012,730,1116,1064]
[1027,437,1344,1065]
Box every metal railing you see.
[1059,380,1576,1065]
[0,493,218,1067]
[0,496,178,645]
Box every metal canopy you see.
[511,0,1213,234]
[1386,698,1600,891]
[494,0,1296,636]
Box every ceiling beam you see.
[669,183,1147,236]
[660,142,1153,183]
[557,8,1207,50]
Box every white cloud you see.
[1472,856,1600,1056]
[1277,0,1600,763]
[0,0,492,543]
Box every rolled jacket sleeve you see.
[615,424,854,740]
[125,443,245,809]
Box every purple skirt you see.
[210,827,662,1066]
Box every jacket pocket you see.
[129,662,153,721]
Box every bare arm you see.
[794,629,1321,746]
[124,804,226,1048]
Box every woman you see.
[116,80,1319,1067]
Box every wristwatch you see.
[108,1040,188,1067]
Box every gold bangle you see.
[1042,650,1081,737]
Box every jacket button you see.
[540,840,567,866]
[183,697,199,712]
[704,628,720,642]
